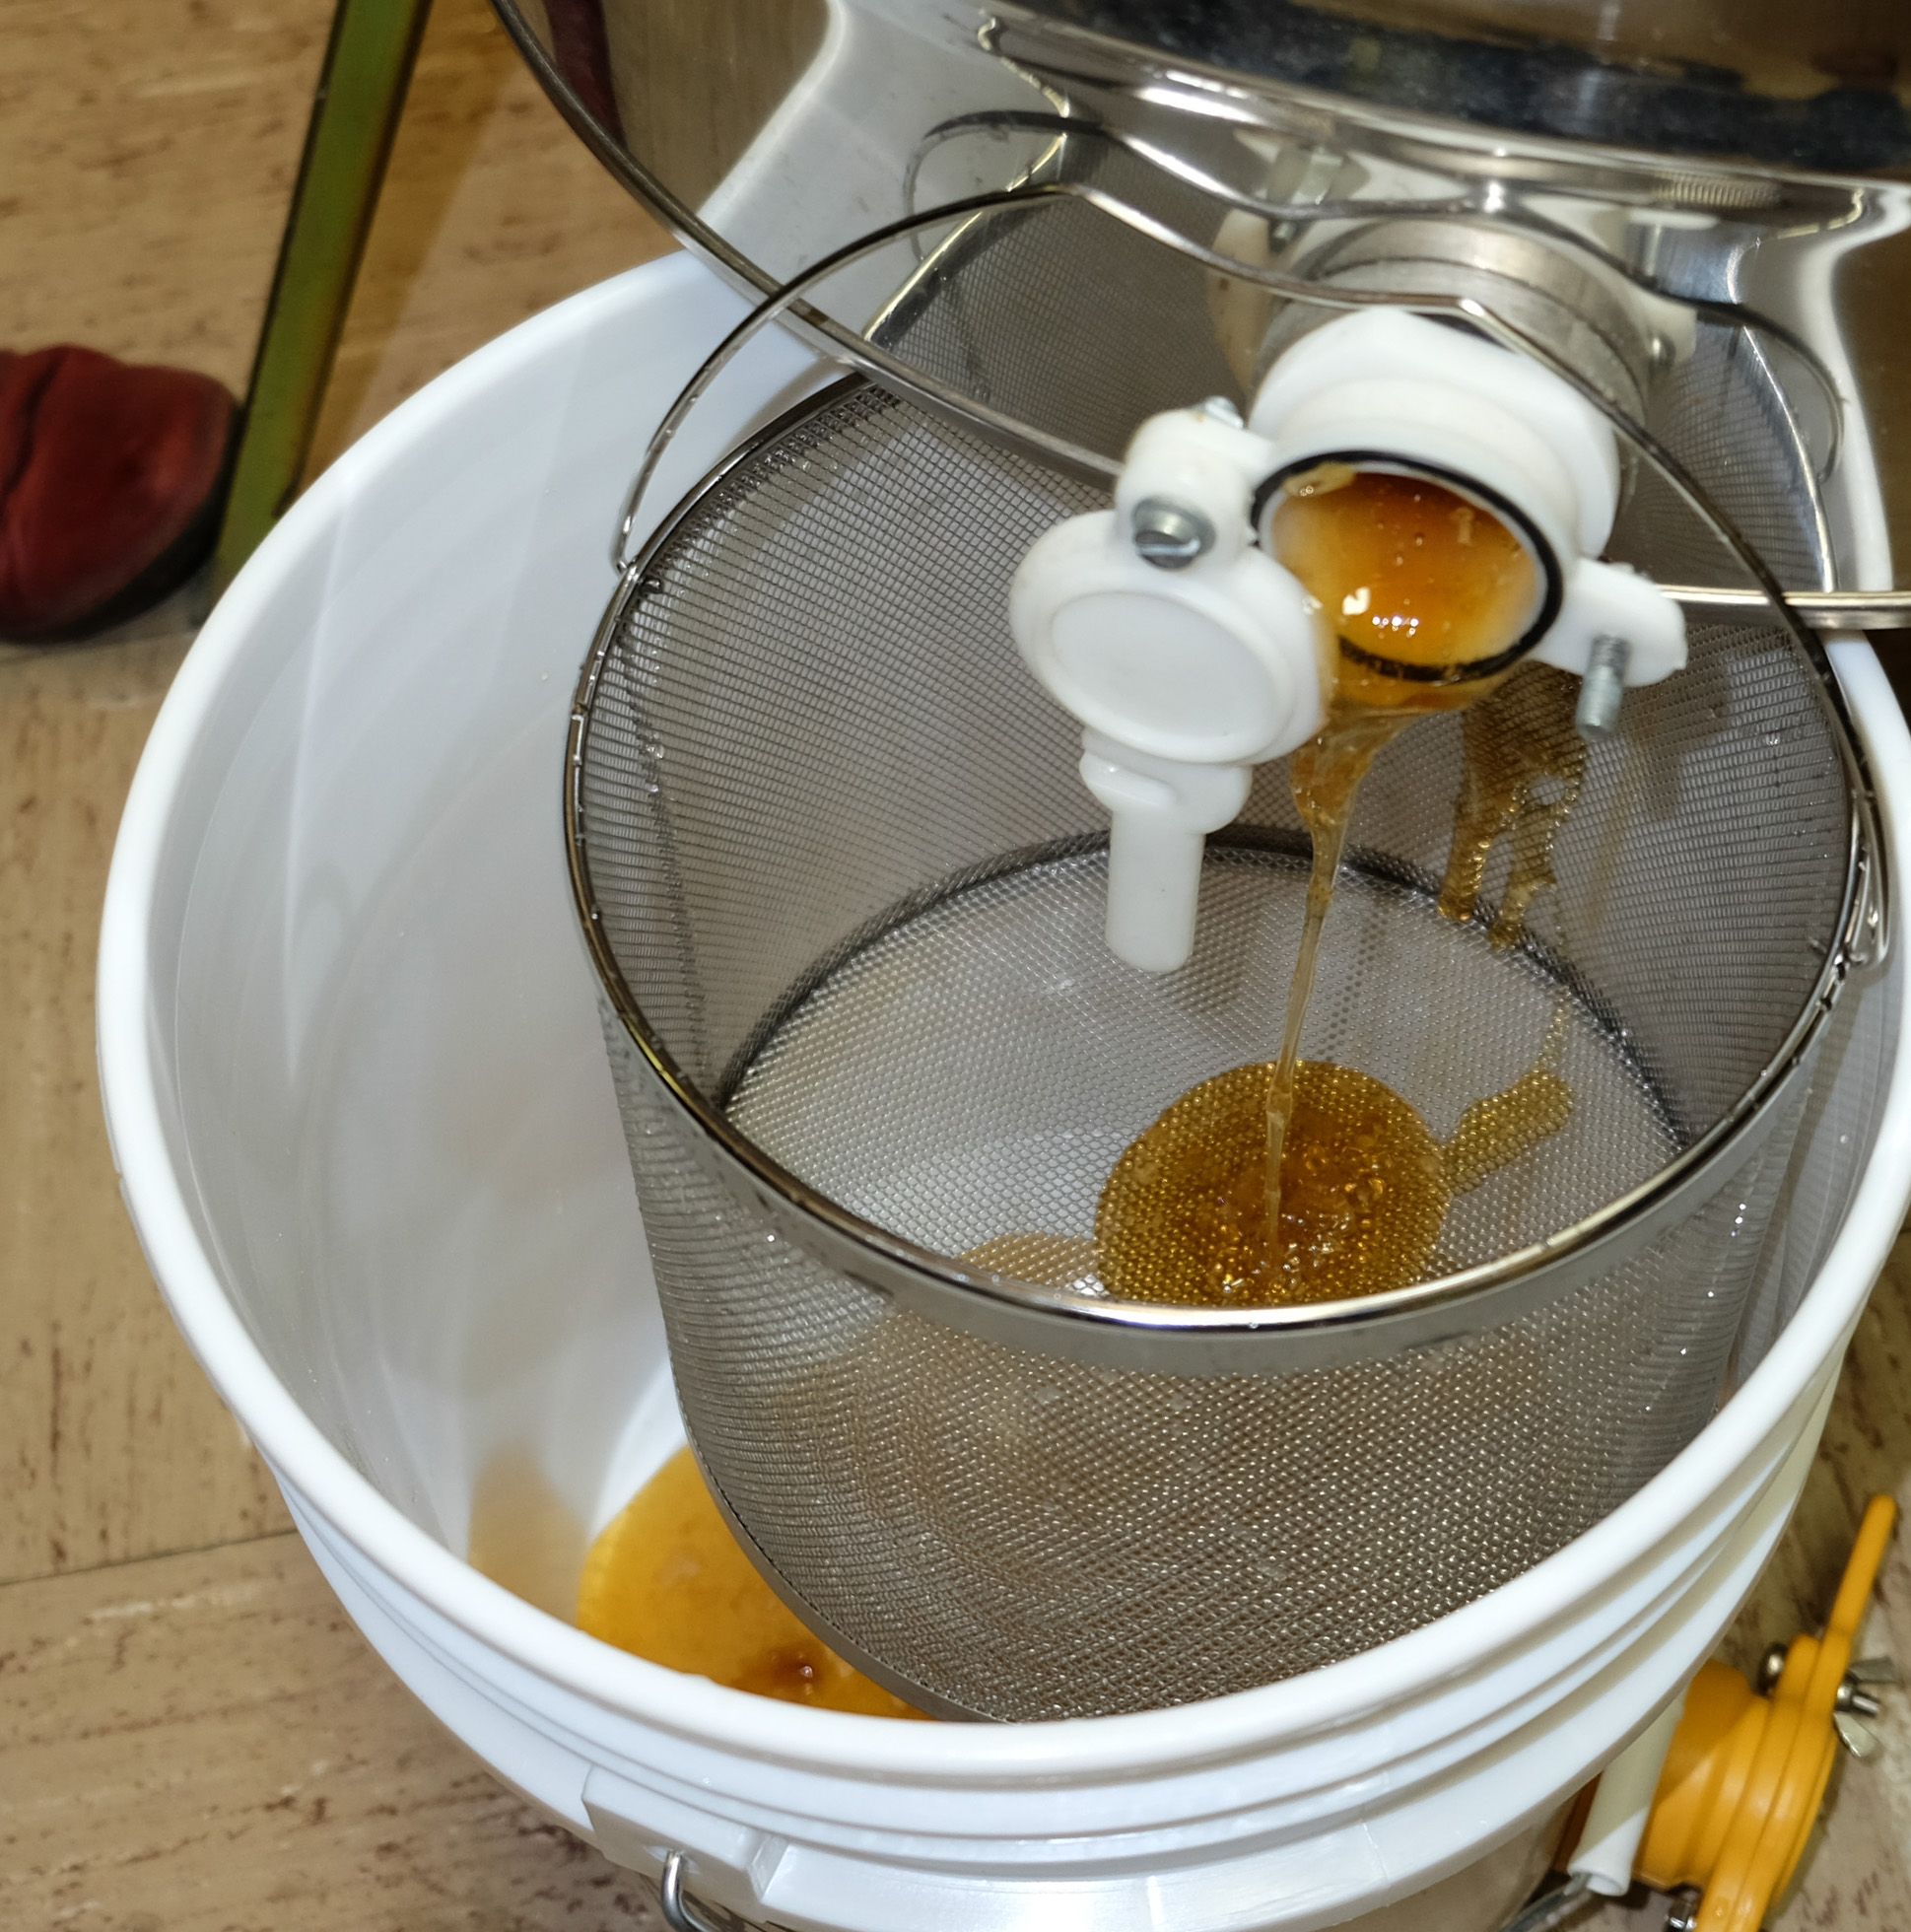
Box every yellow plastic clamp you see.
[1635,1492,1897,1932]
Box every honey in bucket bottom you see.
[578,1447,928,1719]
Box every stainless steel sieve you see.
[565,319,1877,1718]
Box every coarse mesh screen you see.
[872,134,1245,462]
[1610,315,1833,590]
[724,847,1678,1278]
[606,1016,1807,1717]
[572,379,1856,1719]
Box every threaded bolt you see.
[1576,634,1631,741]
[1665,1886,1703,1932]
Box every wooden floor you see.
[0,5,1908,1928]
[1,2,676,1926]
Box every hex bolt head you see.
[1131,497,1215,571]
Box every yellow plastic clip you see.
[1636,1493,1898,1932]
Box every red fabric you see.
[0,346,234,638]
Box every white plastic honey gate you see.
[98,256,1911,1932]
[1011,310,1687,973]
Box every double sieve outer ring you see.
[566,378,1871,1378]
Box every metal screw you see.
[1754,1650,1893,1755]
[1836,1659,1895,1757]
[1131,497,1215,571]
[1835,1678,1884,1719]
[1665,1884,1704,1931]
[1575,634,1631,742]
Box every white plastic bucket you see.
[98,253,1911,1932]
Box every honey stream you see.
[1097,466,1588,1307]
[1263,706,1414,1233]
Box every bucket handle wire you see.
[657,1848,738,1932]
[652,1838,1598,1931]
[1497,1872,1595,1931]
[612,175,1886,632]
[608,174,1891,979]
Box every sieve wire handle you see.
[1827,638,1896,977]
[613,172,1905,642]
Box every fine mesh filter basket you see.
[568,376,1866,1721]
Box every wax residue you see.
[1439,663,1589,949]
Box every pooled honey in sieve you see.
[1097,1060,1448,1305]
[1095,467,1575,1309]
[1093,1029,1575,1306]
[1444,1043,1574,1196]
[579,1447,928,1718]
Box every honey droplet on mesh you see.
[1096,1060,1449,1307]
[961,1231,1101,1292]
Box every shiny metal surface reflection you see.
[494,0,1910,589]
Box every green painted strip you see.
[213,0,434,594]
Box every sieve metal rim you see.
[708,831,1679,1134]
[566,377,1869,1374]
